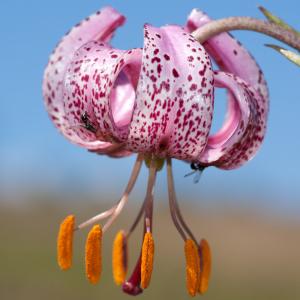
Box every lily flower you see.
[43,5,300,297]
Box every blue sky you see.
[1,0,300,214]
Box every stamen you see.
[57,215,75,270]
[85,224,102,284]
[76,207,115,230]
[145,217,151,233]
[172,182,197,243]
[185,239,201,297]
[127,196,147,237]
[103,153,144,232]
[167,158,199,243]
[76,154,143,231]
[143,159,157,223]
[123,158,157,295]
[167,159,211,295]
[167,158,187,241]
[198,239,212,295]
[112,230,128,285]
[141,232,154,289]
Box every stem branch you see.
[192,17,300,52]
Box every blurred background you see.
[1,0,300,299]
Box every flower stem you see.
[192,17,300,52]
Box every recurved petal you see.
[43,7,126,150]
[64,41,108,144]
[187,9,268,100]
[198,71,265,169]
[187,9,269,169]
[126,25,214,161]
[91,45,142,143]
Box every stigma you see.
[56,155,211,296]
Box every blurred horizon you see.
[1,200,300,300]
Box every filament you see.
[167,158,199,243]
[127,196,147,238]
[144,160,157,226]
[76,207,115,230]
[173,186,197,243]
[102,153,144,232]
[76,154,143,231]
[167,158,187,241]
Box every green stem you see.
[192,17,300,52]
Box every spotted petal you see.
[199,71,264,169]
[43,6,126,151]
[127,25,214,161]
[187,9,269,169]
[64,41,142,147]
[91,45,142,143]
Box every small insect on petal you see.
[57,215,75,270]
[112,230,128,285]
[141,232,154,289]
[85,224,102,284]
[184,239,201,297]
[198,239,212,295]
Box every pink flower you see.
[44,6,268,296]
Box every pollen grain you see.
[184,239,201,297]
[85,224,102,284]
[141,232,155,289]
[199,239,212,295]
[57,215,75,270]
[112,230,128,285]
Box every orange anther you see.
[57,215,75,270]
[141,232,154,289]
[112,230,128,285]
[85,224,102,284]
[184,239,201,297]
[199,239,212,295]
